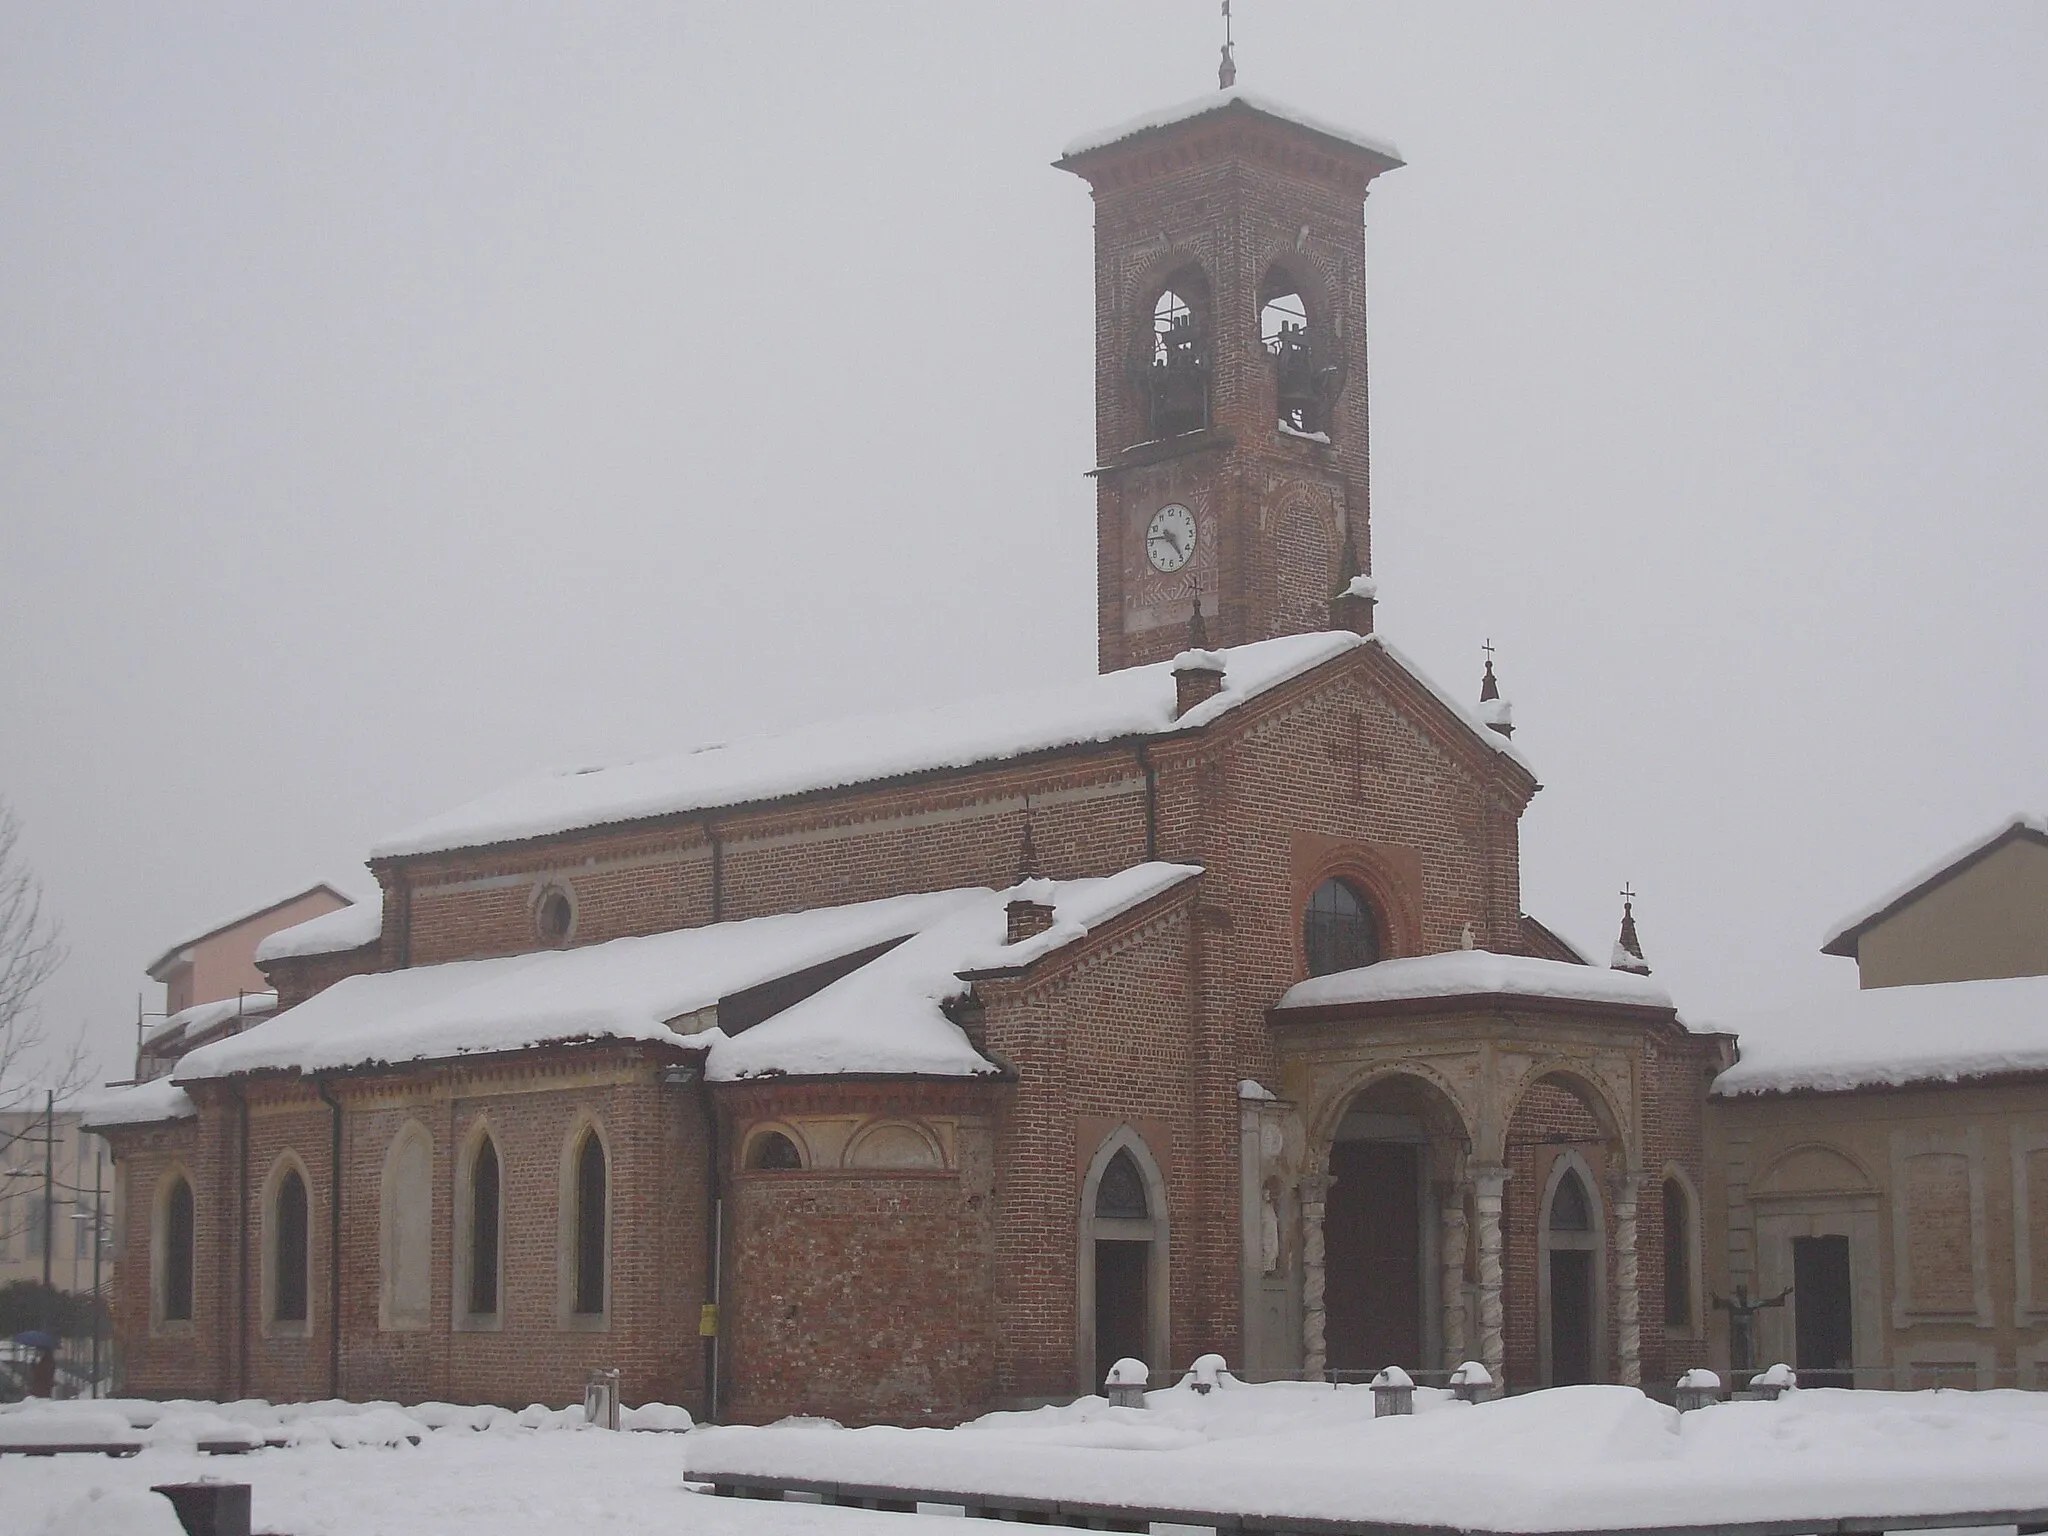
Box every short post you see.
[584,1366,622,1430]
[1184,1352,1227,1396]
[1448,1359,1492,1405]
[1103,1357,1148,1409]
[151,1482,252,1536]
[1371,1365,1414,1417]
[1674,1367,1721,1413]
[1748,1363,1796,1401]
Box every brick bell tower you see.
[1056,92,1404,673]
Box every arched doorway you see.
[1320,1073,1467,1376]
[1078,1131,1170,1391]
[1540,1155,1604,1385]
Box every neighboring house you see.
[0,1107,107,1297]
[1707,813,2048,1390]
[134,884,361,1081]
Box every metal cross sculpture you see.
[1712,1282,1793,1372]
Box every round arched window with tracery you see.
[1303,878,1381,977]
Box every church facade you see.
[87,89,1829,1424]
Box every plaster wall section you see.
[1854,839,2048,988]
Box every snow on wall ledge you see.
[373,631,1526,861]
[79,1076,197,1130]
[1276,949,1677,1014]
[1060,87,1403,164]
[1710,971,2048,1096]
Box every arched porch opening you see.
[1316,1071,1470,1379]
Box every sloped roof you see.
[373,631,1530,861]
[1821,813,2048,957]
[79,1076,196,1131]
[140,991,279,1051]
[144,882,359,980]
[170,866,1202,1084]
[1060,88,1403,168]
[1710,972,2048,1096]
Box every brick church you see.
[85,85,1740,1423]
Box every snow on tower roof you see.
[1710,972,2048,1096]
[167,865,1201,1084]
[373,631,1529,861]
[254,899,384,964]
[1821,812,2048,956]
[1060,87,1403,166]
[141,991,279,1051]
[1274,949,1676,1014]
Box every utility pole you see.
[91,1147,105,1397]
[41,1088,54,1291]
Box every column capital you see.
[1469,1164,1511,1200]
[1298,1172,1332,1205]
[1607,1168,1648,1206]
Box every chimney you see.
[1328,533,1375,636]
[1005,895,1056,945]
[1173,650,1227,718]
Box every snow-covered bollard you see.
[1749,1363,1796,1401]
[1371,1365,1414,1417]
[1674,1367,1721,1413]
[583,1367,622,1430]
[1104,1357,1149,1409]
[1448,1360,1492,1405]
[1185,1353,1228,1396]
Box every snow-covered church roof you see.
[1060,87,1403,166]
[1273,949,1677,1015]
[1710,971,2048,1097]
[373,631,1529,861]
[254,899,383,964]
[75,866,1203,1104]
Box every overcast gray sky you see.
[5,3,2045,1085]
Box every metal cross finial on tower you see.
[1219,1,1237,88]
[1620,881,1637,907]
[1482,637,1496,666]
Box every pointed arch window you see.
[1304,878,1381,977]
[1095,1149,1150,1221]
[572,1130,607,1316]
[1663,1176,1693,1328]
[1550,1168,1593,1232]
[469,1135,501,1317]
[273,1167,309,1324]
[162,1175,195,1323]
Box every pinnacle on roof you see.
[1611,886,1652,976]
[1477,640,1514,740]
[1015,805,1042,885]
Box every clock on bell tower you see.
[1056,91,1404,673]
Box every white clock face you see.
[1145,503,1198,573]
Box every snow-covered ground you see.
[6,1381,2048,1536]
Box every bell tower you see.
[1057,93,1403,672]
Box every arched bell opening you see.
[1137,268,1212,441]
[1315,1071,1470,1379]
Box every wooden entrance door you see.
[1792,1235,1853,1385]
[1094,1239,1150,1386]
[1324,1141,1422,1373]
[1549,1249,1595,1384]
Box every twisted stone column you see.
[1300,1172,1332,1379]
[1440,1189,1469,1368]
[1610,1170,1645,1387]
[1472,1165,1510,1389]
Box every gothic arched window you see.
[1144,281,1209,439]
[1549,1169,1593,1233]
[1663,1176,1692,1327]
[162,1174,195,1323]
[1095,1149,1150,1221]
[467,1134,501,1317]
[572,1130,607,1316]
[272,1166,309,1324]
[1303,878,1381,977]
